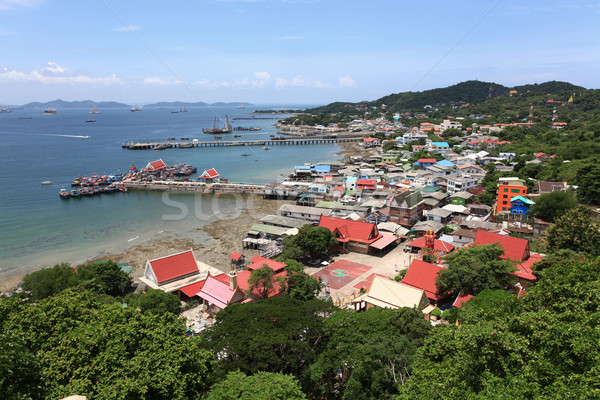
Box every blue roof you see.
[346,176,357,184]
[431,141,449,147]
[295,165,311,170]
[436,159,455,168]
[312,165,331,173]
[510,196,535,205]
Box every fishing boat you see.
[153,144,168,150]
[180,142,193,148]
[70,189,82,198]
[234,134,241,138]
[263,146,270,150]
[168,136,175,140]
[181,137,189,140]
[214,135,222,140]
[85,119,96,123]
[41,180,52,185]
[43,107,57,114]
[90,105,101,114]
[59,189,70,199]
[241,153,251,156]
[203,115,233,134]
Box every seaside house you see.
[531,181,567,195]
[144,159,168,172]
[199,168,220,182]
[279,204,332,222]
[141,249,221,294]
[353,276,432,313]
[389,190,425,227]
[318,215,397,254]
[401,259,448,305]
[496,177,527,214]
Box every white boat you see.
[43,107,57,114]
[263,146,270,150]
[41,181,52,185]
[90,105,101,114]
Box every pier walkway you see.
[122,135,362,150]
[123,180,302,198]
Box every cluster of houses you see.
[131,118,574,325]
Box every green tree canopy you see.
[575,163,600,205]
[205,370,306,400]
[0,290,212,400]
[0,334,43,400]
[248,265,281,299]
[530,190,577,222]
[294,225,337,258]
[21,263,76,300]
[308,307,430,399]
[202,297,335,381]
[125,288,181,315]
[436,244,517,296]
[282,259,322,301]
[21,260,131,300]
[545,206,600,256]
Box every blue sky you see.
[1,0,599,105]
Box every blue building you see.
[510,196,534,215]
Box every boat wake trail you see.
[0,132,90,139]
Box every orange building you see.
[496,177,527,214]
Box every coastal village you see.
[113,108,575,333]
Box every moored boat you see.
[70,189,82,198]
[59,189,70,199]
[153,144,168,150]
[41,180,52,185]
[241,153,251,156]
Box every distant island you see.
[18,99,254,109]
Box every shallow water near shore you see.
[0,105,340,277]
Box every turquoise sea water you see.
[0,106,340,276]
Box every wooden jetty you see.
[122,135,362,150]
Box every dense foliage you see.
[205,371,306,400]
[399,257,600,400]
[21,260,131,300]
[545,207,600,256]
[0,290,213,400]
[436,244,516,296]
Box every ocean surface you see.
[0,105,340,277]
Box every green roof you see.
[248,224,291,236]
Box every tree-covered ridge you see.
[306,80,584,114]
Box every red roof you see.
[408,237,454,253]
[319,215,382,244]
[514,253,542,281]
[402,259,444,302]
[179,280,206,297]
[333,186,345,191]
[417,158,437,163]
[247,255,287,272]
[452,293,474,308]
[363,137,380,142]
[353,273,391,291]
[356,179,377,186]
[473,230,529,261]
[145,159,167,171]
[201,168,220,179]
[235,269,287,297]
[230,251,242,261]
[147,250,198,284]
[199,274,244,309]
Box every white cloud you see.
[275,75,330,89]
[143,77,170,86]
[0,63,123,85]
[113,25,140,32]
[0,0,42,11]
[339,74,357,88]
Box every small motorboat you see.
[41,180,52,185]
[181,137,189,140]
[85,119,96,123]
[59,189,70,199]
[234,134,241,138]
[241,153,251,156]
[263,146,270,150]
[168,136,175,140]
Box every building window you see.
[511,189,520,193]
[504,188,508,192]
[503,201,507,205]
